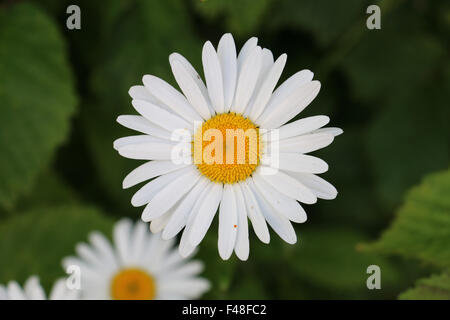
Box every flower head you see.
[114,34,342,260]
[62,219,210,300]
[0,276,79,300]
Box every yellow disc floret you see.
[111,268,156,300]
[193,113,260,184]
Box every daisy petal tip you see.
[261,234,270,244]
[203,40,214,52]
[168,52,179,63]
[287,235,297,245]
[219,252,231,261]
[236,252,249,261]
[122,179,131,189]
[116,115,124,124]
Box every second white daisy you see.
[62,219,210,300]
[0,276,79,300]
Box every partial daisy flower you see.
[0,276,79,300]
[62,219,210,300]
[114,33,342,261]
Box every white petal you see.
[313,127,344,137]
[260,80,321,129]
[49,279,79,300]
[237,37,258,70]
[288,172,338,200]
[117,141,180,160]
[88,232,118,270]
[7,282,27,300]
[240,181,270,243]
[170,53,215,115]
[170,56,211,119]
[132,99,191,133]
[113,219,133,264]
[217,33,237,111]
[159,261,204,279]
[257,49,274,88]
[189,183,223,246]
[128,221,147,264]
[246,53,287,120]
[202,41,224,113]
[128,85,159,104]
[179,226,198,258]
[113,135,172,150]
[257,167,317,204]
[131,167,191,207]
[142,75,202,122]
[218,184,238,260]
[24,277,46,300]
[249,180,297,244]
[123,160,188,188]
[141,167,200,221]
[256,69,313,122]
[158,278,210,299]
[270,133,334,154]
[270,115,330,140]
[244,48,273,115]
[231,46,262,114]
[265,153,328,174]
[150,209,175,233]
[233,184,250,260]
[162,177,209,240]
[116,115,171,140]
[252,174,307,223]
[75,243,105,268]
[0,285,8,299]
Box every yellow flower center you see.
[193,113,260,184]
[111,268,156,300]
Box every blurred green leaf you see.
[192,0,273,37]
[367,88,449,210]
[0,3,77,210]
[399,273,450,300]
[0,205,113,290]
[292,227,407,298]
[15,170,79,211]
[363,169,450,268]
[85,0,201,210]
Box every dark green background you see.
[0,0,449,299]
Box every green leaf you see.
[0,205,114,290]
[85,0,201,209]
[399,273,450,300]
[0,3,77,210]
[14,170,79,212]
[192,0,273,37]
[363,169,450,268]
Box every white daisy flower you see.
[114,33,342,261]
[62,219,210,300]
[0,276,79,300]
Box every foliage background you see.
[0,0,449,299]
